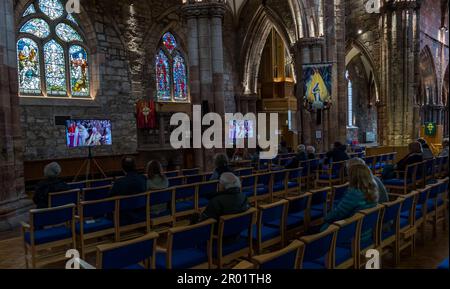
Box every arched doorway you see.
[345,42,379,145]
[418,46,439,124]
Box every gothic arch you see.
[241,5,295,95]
[419,45,438,106]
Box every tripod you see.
[73,146,107,182]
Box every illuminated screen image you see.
[66,119,112,148]
[228,120,254,140]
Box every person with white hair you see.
[306,146,316,160]
[33,162,70,209]
[286,144,308,169]
[194,172,249,223]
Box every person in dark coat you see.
[286,144,308,169]
[210,153,234,181]
[382,141,423,179]
[111,156,147,197]
[198,172,249,222]
[33,162,70,209]
[325,142,350,164]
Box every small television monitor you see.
[228,120,255,140]
[66,119,112,148]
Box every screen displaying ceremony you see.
[66,119,112,148]
[228,120,255,140]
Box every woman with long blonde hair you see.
[322,164,379,242]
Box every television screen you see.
[228,120,254,140]
[66,119,112,148]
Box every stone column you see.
[379,0,422,146]
[182,0,227,171]
[0,0,33,231]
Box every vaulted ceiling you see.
[227,0,248,17]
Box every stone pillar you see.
[182,0,227,171]
[379,0,421,146]
[0,0,33,231]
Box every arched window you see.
[17,0,90,98]
[155,32,189,102]
[346,70,354,127]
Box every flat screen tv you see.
[228,120,255,140]
[66,119,112,148]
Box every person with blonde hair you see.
[347,158,388,203]
[322,163,379,243]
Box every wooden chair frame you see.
[48,189,80,208]
[255,200,288,254]
[356,204,384,268]
[299,224,339,269]
[384,163,418,195]
[251,239,305,269]
[378,198,403,266]
[315,161,346,188]
[308,187,332,227]
[283,193,312,240]
[115,192,150,241]
[149,188,175,228]
[333,214,364,269]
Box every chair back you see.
[81,198,116,219]
[48,189,80,208]
[97,232,158,269]
[31,204,75,228]
[170,219,215,251]
[165,171,179,178]
[90,178,114,188]
[68,181,86,190]
[186,175,203,184]
[118,193,148,212]
[380,199,402,241]
[300,225,338,265]
[169,176,185,187]
[332,183,349,206]
[82,185,112,201]
[253,240,304,270]
[287,193,310,215]
[358,205,383,250]
[220,208,256,238]
[182,168,200,176]
[259,200,287,225]
[175,184,196,200]
[149,188,173,207]
[257,172,272,187]
[198,181,219,200]
[425,159,435,177]
[236,168,253,177]
[334,214,363,247]
[258,159,270,170]
[310,187,331,214]
[399,191,417,228]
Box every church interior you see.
[0,0,449,271]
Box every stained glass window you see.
[56,23,83,42]
[18,0,90,98]
[173,54,188,101]
[156,50,171,101]
[17,38,41,94]
[67,14,78,26]
[20,18,50,38]
[23,4,36,17]
[69,45,90,96]
[44,40,66,96]
[38,0,64,20]
[155,33,189,102]
[162,32,177,54]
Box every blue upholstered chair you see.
[48,189,80,208]
[149,188,174,227]
[182,168,200,176]
[165,170,179,178]
[378,198,403,265]
[76,197,117,258]
[81,185,112,201]
[414,161,426,189]
[213,208,257,269]
[315,161,346,188]
[282,193,311,236]
[286,167,303,195]
[424,158,436,184]
[241,175,257,202]
[197,181,219,209]
[116,192,150,240]
[427,178,448,237]
[357,204,384,268]
[96,232,159,269]
[414,186,430,245]
[174,184,197,219]
[251,240,304,269]
[258,159,270,171]
[331,183,349,211]
[89,178,114,188]
[364,156,376,173]
[391,191,418,258]
[156,219,215,269]
[309,187,332,227]
[255,172,272,203]
[22,204,76,268]
[384,162,418,195]
[333,214,363,269]
[244,200,287,254]
[168,176,185,187]
[186,174,203,184]
[235,167,253,177]
[271,170,288,200]
[299,224,339,269]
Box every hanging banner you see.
[424,122,437,137]
[303,63,333,111]
[136,99,156,129]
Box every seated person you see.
[33,162,70,209]
[306,145,316,160]
[251,145,262,162]
[278,140,289,155]
[347,158,388,203]
[146,160,169,190]
[325,142,350,164]
[111,156,147,196]
[196,172,249,222]
[382,141,423,179]
[417,138,434,160]
[146,160,169,216]
[232,148,250,161]
[286,144,308,169]
[439,138,449,157]
[210,153,234,181]
[321,164,379,243]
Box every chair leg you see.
[393,241,399,266]
[23,244,29,269]
[31,247,37,269]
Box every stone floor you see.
[0,222,447,269]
